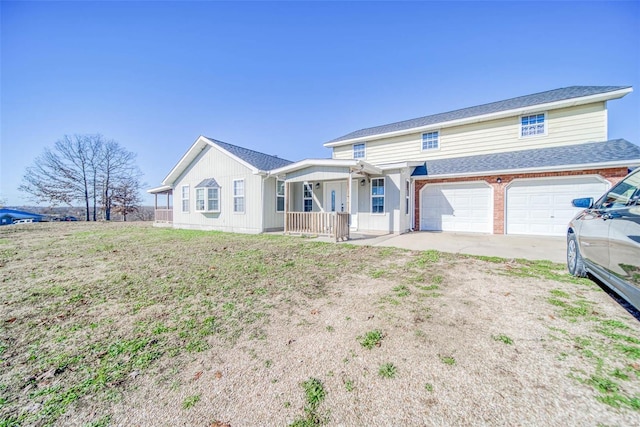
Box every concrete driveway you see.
[344,231,567,264]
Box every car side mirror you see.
[572,197,593,209]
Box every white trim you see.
[147,185,172,194]
[519,112,547,138]
[303,182,313,212]
[276,179,285,212]
[421,130,440,151]
[181,185,190,213]
[411,159,640,180]
[195,186,220,213]
[371,177,385,214]
[324,87,633,147]
[269,158,382,176]
[233,179,245,214]
[162,136,264,186]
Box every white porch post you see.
[284,181,289,234]
[347,173,352,224]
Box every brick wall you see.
[413,167,629,234]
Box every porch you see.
[285,211,350,241]
[148,186,173,225]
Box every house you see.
[0,208,45,226]
[148,136,293,234]
[151,86,640,239]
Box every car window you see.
[598,171,640,209]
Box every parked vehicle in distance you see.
[567,168,640,310]
[64,216,78,221]
[12,218,34,224]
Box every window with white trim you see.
[303,182,313,212]
[520,113,545,137]
[181,185,190,213]
[233,179,245,213]
[353,143,365,159]
[371,178,384,214]
[195,187,220,212]
[276,180,285,212]
[422,131,439,150]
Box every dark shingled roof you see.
[328,86,630,144]
[411,139,640,177]
[205,137,293,171]
[195,178,220,188]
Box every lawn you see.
[1,222,639,426]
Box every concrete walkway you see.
[340,231,567,264]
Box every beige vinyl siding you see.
[333,103,607,165]
[172,145,265,233]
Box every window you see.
[195,179,220,212]
[598,171,640,209]
[353,143,365,159]
[181,185,190,213]
[405,179,410,215]
[195,187,220,212]
[521,113,546,137]
[276,180,285,212]
[233,179,245,213]
[371,178,385,214]
[303,182,313,212]
[422,131,439,150]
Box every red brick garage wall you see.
[414,167,629,234]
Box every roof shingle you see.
[328,86,630,144]
[411,139,640,177]
[205,137,293,171]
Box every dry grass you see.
[1,222,639,426]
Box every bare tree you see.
[99,140,140,221]
[20,134,143,221]
[111,176,143,221]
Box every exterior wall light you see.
[360,179,366,186]
[496,177,502,184]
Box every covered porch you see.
[271,159,383,242]
[147,185,173,225]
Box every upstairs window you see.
[422,131,439,150]
[276,180,285,212]
[303,182,313,212]
[195,179,220,212]
[353,143,365,159]
[371,178,385,214]
[181,185,190,213]
[521,113,546,137]
[233,179,245,213]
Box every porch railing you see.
[285,212,349,241]
[154,208,173,223]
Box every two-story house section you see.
[324,86,640,236]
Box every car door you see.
[606,171,640,288]
[576,200,613,274]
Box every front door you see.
[324,181,347,212]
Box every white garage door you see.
[506,176,609,236]
[420,182,492,233]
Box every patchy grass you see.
[357,330,384,350]
[378,363,398,379]
[290,378,327,426]
[1,222,639,425]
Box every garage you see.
[506,176,609,236]
[420,182,492,233]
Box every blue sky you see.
[2,1,639,206]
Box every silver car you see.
[567,168,640,309]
